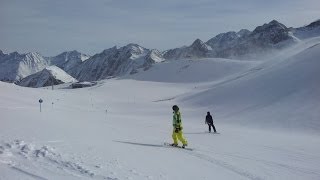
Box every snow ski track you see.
[181,149,263,180]
[10,165,48,180]
[198,148,320,177]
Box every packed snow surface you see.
[1,38,320,180]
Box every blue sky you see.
[0,0,319,56]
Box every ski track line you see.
[181,149,264,180]
[10,166,48,180]
[0,160,48,180]
[198,148,320,176]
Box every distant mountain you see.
[165,20,303,59]
[0,52,49,82]
[1,19,320,85]
[48,50,90,73]
[214,20,298,59]
[293,19,320,39]
[0,50,89,84]
[17,66,76,88]
[206,29,251,58]
[71,44,165,81]
[163,39,210,60]
[206,29,251,51]
[0,50,5,59]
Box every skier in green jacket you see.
[171,105,188,148]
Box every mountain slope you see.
[163,39,210,60]
[206,29,250,54]
[163,20,299,60]
[0,52,49,82]
[180,41,320,132]
[212,20,298,59]
[125,58,259,83]
[1,41,320,179]
[293,19,320,39]
[71,44,164,81]
[48,50,90,73]
[17,66,76,87]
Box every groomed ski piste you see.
[1,38,320,180]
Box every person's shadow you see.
[113,140,164,148]
[184,132,220,135]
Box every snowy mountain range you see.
[70,44,165,81]
[0,50,89,84]
[213,20,297,59]
[1,19,319,86]
[164,20,313,60]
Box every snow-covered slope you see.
[180,40,320,132]
[125,58,259,83]
[17,66,76,88]
[0,52,49,82]
[1,37,320,179]
[71,44,165,81]
[48,50,90,73]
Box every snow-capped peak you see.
[101,46,117,56]
[52,50,90,63]
[163,39,209,60]
[44,66,76,82]
[48,50,91,74]
[17,65,76,87]
[145,49,165,63]
[0,51,48,82]
[121,43,148,58]
[70,44,164,81]
[237,29,251,37]
[191,39,207,49]
[24,52,45,63]
[293,19,320,39]
[253,20,288,34]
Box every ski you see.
[163,142,193,151]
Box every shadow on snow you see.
[113,140,164,148]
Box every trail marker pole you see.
[39,99,43,112]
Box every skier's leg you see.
[212,124,217,133]
[208,124,211,132]
[172,130,178,145]
[177,131,188,145]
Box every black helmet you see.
[172,105,179,111]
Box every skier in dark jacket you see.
[205,111,217,133]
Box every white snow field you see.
[1,38,320,180]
